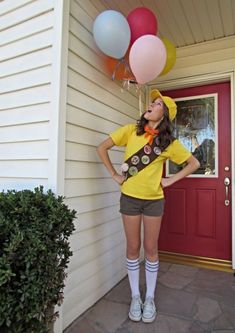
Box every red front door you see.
[159,82,232,260]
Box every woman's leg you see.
[143,215,162,261]
[122,214,142,296]
[122,214,142,259]
[122,214,142,321]
[142,215,162,322]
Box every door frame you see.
[148,70,235,269]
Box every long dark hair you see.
[136,104,175,151]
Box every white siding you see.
[153,36,235,88]
[0,0,141,331]
[63,0,140,328]
[0,0,54,190]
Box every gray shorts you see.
[119,193,165,217]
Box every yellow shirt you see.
[110,124,191,200]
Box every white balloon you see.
[93,10,131,59]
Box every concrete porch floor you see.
[64,262,235,333]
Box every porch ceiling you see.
[91,0,235,48]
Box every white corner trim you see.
[148,70,235,269]
[49,0,70,196]
[149,71,234,92]
[49,2,70,332]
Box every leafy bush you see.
[0,186,76,333]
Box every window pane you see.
[167,94,217,177]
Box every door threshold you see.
[159,250,233,273]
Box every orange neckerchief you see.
[144,125,159,145]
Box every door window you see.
[166,93,218,177]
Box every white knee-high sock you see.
[126,258,140,298]
[145,259,159,299]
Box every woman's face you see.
[144,97,165,122]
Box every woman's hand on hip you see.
[112,173,125,185]
[161,177,174,188]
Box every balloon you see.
[127,7,158,45]
[93,10,131,59]
[129,35,166,84]
[103,49,133,80]
[160,38,176,76]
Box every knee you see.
[126,242,141,258]
[144,242,158,258]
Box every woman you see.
[97,89,200,323]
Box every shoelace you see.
[144,298,155,314]
[132,297,142,312]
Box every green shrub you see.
[0,186,76,333]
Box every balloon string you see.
[138,84,142,116]
[112,57,133,81]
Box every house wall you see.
[151,36,235,88]
[62,0,140,329]
[0,0,56,190]
[0,0,140,331]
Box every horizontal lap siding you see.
[155,36,235,86]
[0,0,54,190]
[63,0,140,328]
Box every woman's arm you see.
[97,137,125,185]
[161,155,200,188]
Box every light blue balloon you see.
[93,10,131,59]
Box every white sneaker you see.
[142,297,157,323]
[128,295,143,322]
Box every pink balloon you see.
[129,35,166,84]
[127,7,158,45]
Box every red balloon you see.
[127,7,158,45]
